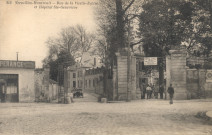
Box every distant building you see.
[67,54,104,95]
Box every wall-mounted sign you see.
[0,60,35,69]
[206,70,212,82]
[144,57,157,65]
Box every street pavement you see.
[0,93,212,135]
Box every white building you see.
[0,60,35,102]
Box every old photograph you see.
[0,0,212,134]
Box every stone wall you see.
[187,69,212,98]
[34,67,53,102]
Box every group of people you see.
[140,83,175,104]
[140,83,164,99]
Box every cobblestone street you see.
[0,93,212,135]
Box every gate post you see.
[167,46,187,100]
[115,50,136,101]
[115,51,128,100]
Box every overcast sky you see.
[0,0,98,68]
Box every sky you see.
[0,0,98,68]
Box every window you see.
[68,73,70,80]
[68,82,70,88]
[93,79,95,87]
[139,62,142,71]
[80,81,83,88]
[89,80,91,88]
[73,73,76,78]
[97,78,99,85]
[85,80,87,88]
[73,81,76,87]
[99,76,103,81]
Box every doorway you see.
[0,74,19,102]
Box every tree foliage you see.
[139,0,212,57]
[46,50,75,81]
[138,0,212,88]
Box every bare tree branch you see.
[123,0,135,13]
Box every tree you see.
[95,0,142,99]
[46,25,95,61]
[139,0,212,88]
[95,0,142,68]
[191,0,212,57]
[47,50,75,81]
[138,0,196,89]
[43,25,95,81]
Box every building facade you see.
[0,60,35,102]
[68,63,104,95]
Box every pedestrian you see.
[159,85,164,99]
[168,84,174,104]
[150,83,153,99]
[146,84,152,99]
[154,85,159,99]
[143,83,146,99]
[140,83,144,99]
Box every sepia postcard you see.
[0,0,212,134]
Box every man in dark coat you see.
[140,83,146,99]
[142,83,146,99]
[168,84,174,104]
[140,83,144,99]
[159,85,164,99]
[146,84,152,99]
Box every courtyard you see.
[0,93,212,135]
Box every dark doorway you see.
[0,74,19,102]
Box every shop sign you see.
[0,60,35,69]
[144,57,157,65]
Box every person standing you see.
[154,85,159,99]
[159,85,164,99]
[140,83,144,99]
[168,84,174,104]
[146,84,152,99]
[143,83,146,99]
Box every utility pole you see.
[16,52,19,61]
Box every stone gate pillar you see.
[116,51,128,100]
[115,51,136,101]
[131,55,137,100]
[167,47,187,100]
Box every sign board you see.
[206,70,212,82]
[144,57,157,65]
[0,60,35,69]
